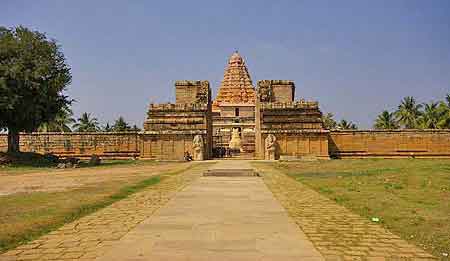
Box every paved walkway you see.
[257,164,437,261]
[97,160,324,260]
[0,163,210,261]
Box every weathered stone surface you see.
[257,80,295,103]
[142,80,212,161]
[97,161,324,261]
[175,80,210,104]
[213,51,256,109]
[330,129,450,158]
[192,135,204,161]
[0,132,140,159]
[264,134,277,160]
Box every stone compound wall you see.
[261,130,330,160]
[329,130,450,158]
[0,132,140,158]
[2,130,450,159]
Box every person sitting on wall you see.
[184,151,192,161]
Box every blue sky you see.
[3,0,450,128]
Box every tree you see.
[0,26,72,152]
[38,105,75,132]
[322,112,337,129]
[437,95,450,129]
[112,116,130,131]
[374,110,398,129]
[102,122,113,132]
[395,96,422,129]
[337,119,357,130]
[130,124,141,132]
[73,113,99,132]
[419,102,442,129]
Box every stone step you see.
[203,168,259,177]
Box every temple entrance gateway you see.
[141,51,329,161]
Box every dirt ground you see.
[0,162,190,196]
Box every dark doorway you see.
[235,107,240,116]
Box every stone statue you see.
[192,135,204,161]
[265,134,277,160]
[228,128,242,151]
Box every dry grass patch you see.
[0,162,191,253]
[271,159,450,258]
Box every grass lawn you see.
[274,159,450,258]
[0,163,189,253]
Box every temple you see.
[3,52,450,159]
[141,51,329,160]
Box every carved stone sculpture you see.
[265,134,277,160]
[192,135,204,161]
[228,128,242,151]
[257,80,273,102]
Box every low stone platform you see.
[203,168,259,177]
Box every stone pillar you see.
[255,92,263,159]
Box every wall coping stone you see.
[330,129,450,134]
[0,132,139,136]
[262,129,330,134]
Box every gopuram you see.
[140,52,330,160]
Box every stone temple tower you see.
[213,51,256,109]
[212,52,257,155]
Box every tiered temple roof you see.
[213,52,256,109]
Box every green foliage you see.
[37,105,75,132]
[374,110,398,129]
[0,26,72,151]
[322,112,337,129]
[337,119,357,130]
[419,102,442,129]
[437,100,450,129]
[376,94,450,130]
[272,159,450,258]
[112,116,130,131]
[73,112,100,132]
[395,96,422,129]
[102,122,113,132]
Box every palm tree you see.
[337,119,357,130]
[102,122,113,132]
[73,112,100,132]
[38,106,75,132]
[395,96,422,129]
[419,102,442,129]
[437,96,450,129]
[374,110,398,129]
[322,112,337,129]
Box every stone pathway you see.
[1,160,438,260]
[97,160,324,260]
[0,163,211,261]
[257,164,438,261]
